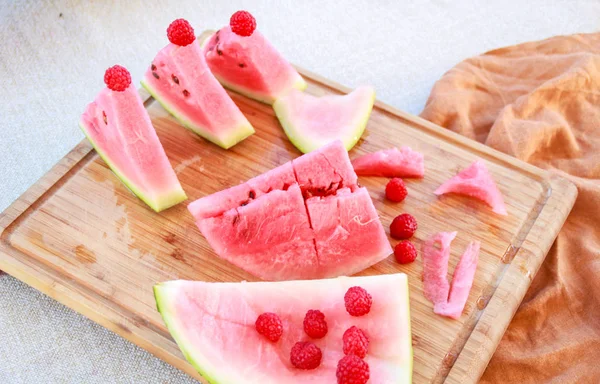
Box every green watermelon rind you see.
[140,80,255,150]
[154,276,413,384]
[199,34,308,106]
[79,122,187,212]
[273,89,376,154]
[154,282,221,384]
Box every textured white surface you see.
[0,0,598,383]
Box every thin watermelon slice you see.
[434,160,507,215]
[352,147,425,178]
[421,231,456,305]
[201,27,307,105]
[141,34,254,149]
[434,241,480,319]
[273,87,376,153]
[154,273,412,383]
[188,141,392,281]
[80,75,186,212]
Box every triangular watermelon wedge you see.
[273,87,376,153]
[80,68,187,212]
[201,26,307,105]
[434,160,507,215]
[154,274,412,383]
[141,23,254,149]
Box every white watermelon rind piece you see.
[273,87,376,154]
[199,34,308,105]
[154,274,413,384]
[140,79,255,150]
[79,122,187,212]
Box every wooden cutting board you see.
[0,31,576,384]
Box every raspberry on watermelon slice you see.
[154,273,412,383]
[435,160,507,215]
[141,19,255,149]
[80,66,187,212]
[352,147,425,178]
[201,14,306,105]
[187,141,392,281]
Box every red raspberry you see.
[230,10,256,37]
[303,310,328,339]
[336,355,370,384]
[343,326,369,358]
[104,65,131,92]
[385,178,408,202]
[255,312,283,342]
[344,286,372,317]
[390,213,418,239]
[167,19,195,46]
[290,341,322,370]
[394,240,417,264]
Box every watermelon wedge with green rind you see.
[188,140,392,281]
[201,27,307,105]
[80,85,186,212]
[154,273,412,383]
[274,86,375,153]
[141,41,254,149]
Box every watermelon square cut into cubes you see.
[188,141,393,281]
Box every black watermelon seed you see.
[151,64,156,71]
[171,74,179,84]
[152,72,160,79]
[183,89,190,97]
[239,63,246,68]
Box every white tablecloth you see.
[1,1,598,383]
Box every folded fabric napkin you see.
[421,33,600,383]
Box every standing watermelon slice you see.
[141,19,255,149]
[201,11,307,105]
[79,65,186,212]
[154,273,412,383]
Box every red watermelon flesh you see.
[80,85,186,212]
[198,184,319,281]
[202,27,307,105]
[306,188,393,278]
[434,241,480,319]
[154,274,412,383]
[352,147,425,178]
[435,160,507,215]
[141,42,254,149]
[422,231,457,305]
[188,141,391,281]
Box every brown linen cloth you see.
[420,33,600,383]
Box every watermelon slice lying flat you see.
[188,141,392,281]
[273,87,376,153]
[154,274,412,383]
[352,147,425,178]
[202,26,307,105]
[80,67,186,212]
[422,232,481,319]
[435,160,507,215]
[142,22,254,149]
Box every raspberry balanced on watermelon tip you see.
[141,18,255,149]
[201,11,307,104]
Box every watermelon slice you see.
[421,231,456,305]
[352,147,425,178]
[201,26,307,104]
[154,273,412,383]
[141,22,254,149]
[80,67,186,212]
[434,241,480,319]
[188,141,392,281]
[273,87,376,153]
[434,160,507,215]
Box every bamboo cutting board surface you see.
[0,32,576,384]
